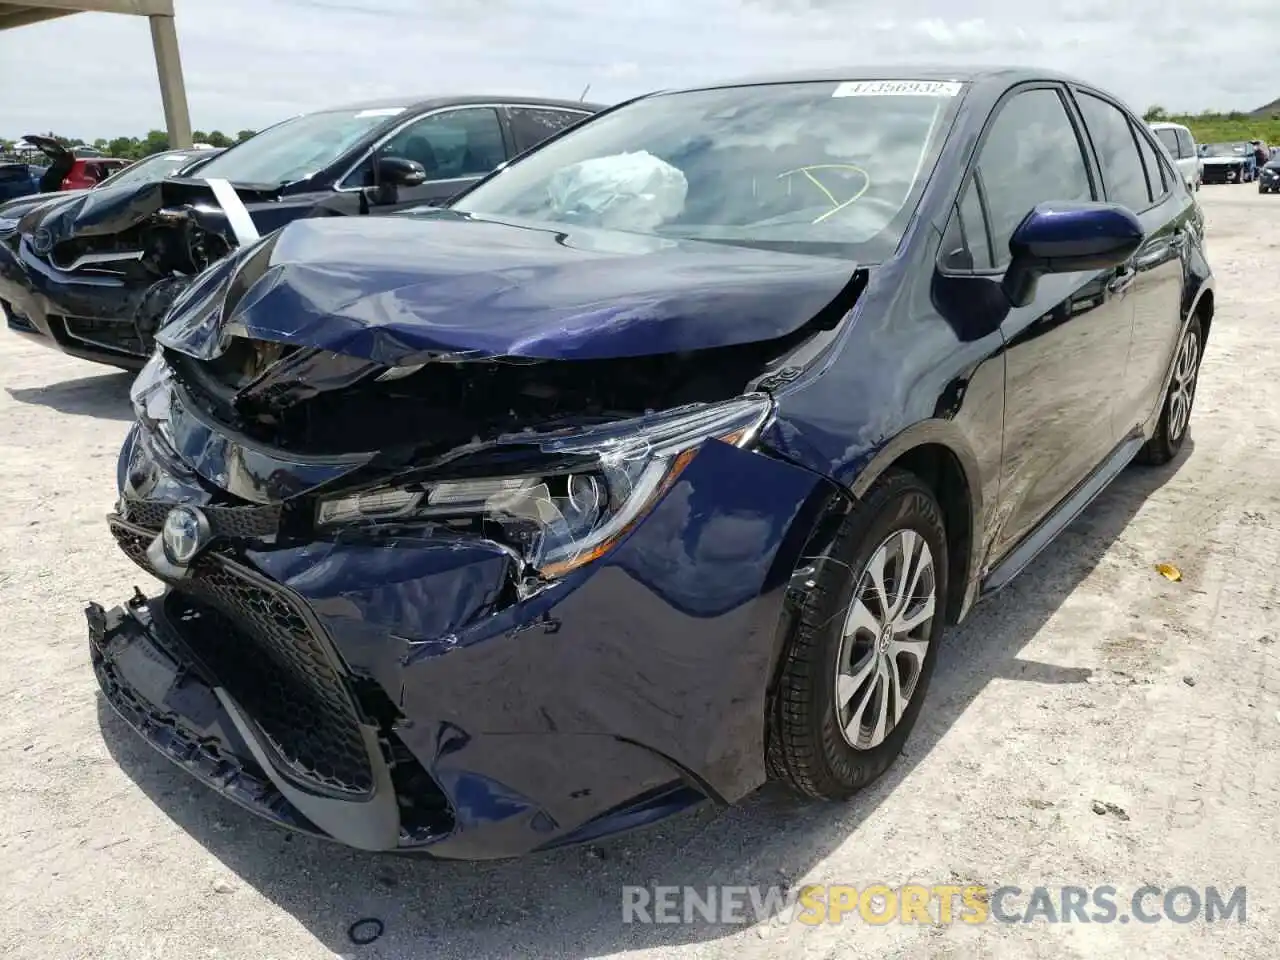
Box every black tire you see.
[1137,316,1203,466]
[768,469,949,800]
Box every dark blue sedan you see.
[88,66,1212,859]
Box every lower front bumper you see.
[0,240,149,369]
[89,590,711,858]
[88,595,328,840]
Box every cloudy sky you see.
[0,0,1272,140]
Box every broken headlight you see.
[316,394,773,577]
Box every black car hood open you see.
[20,134,70,165]
[18,176,285,244]
[158,211,858,364]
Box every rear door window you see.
[508,107,592,154]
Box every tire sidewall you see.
[1152,317,1203,461]
[807,479,949,794]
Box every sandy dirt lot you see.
[1,187,1278,960]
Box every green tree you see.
[236,129,257,143]
[191,129,209,143]
[107,136,138,159]
[1143,105,1168,122]
[140,129,169,156]
[206,130,232,148]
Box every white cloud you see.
[0,0,1272,140]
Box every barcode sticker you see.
[833,80,963,98]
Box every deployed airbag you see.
[547,151,688,232]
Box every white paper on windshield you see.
[356,107,406,118]
[832,80,963,98]
[205,178,261,245]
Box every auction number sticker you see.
[832,80,963,98]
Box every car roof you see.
[316,94,607,113]
[663,64,1093,94]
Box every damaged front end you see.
[90,214,858,857]
[1,177,272,364]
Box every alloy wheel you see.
[1168,326,1201,442]
[834,529,937,750]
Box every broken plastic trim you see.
[315,393,774,578]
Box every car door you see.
[965,85,1137,561]
[333,106,511,211]
[504,105,594,155]
[1073,90,1190,437]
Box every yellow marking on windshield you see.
[777,164,871,223]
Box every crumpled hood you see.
[0,189,89,222]
[17,177,284,244]
[158,211,857,364]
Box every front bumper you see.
[89,594,330,841]
[0,235,150,368]
[92,414,832,858]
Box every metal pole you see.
[149,14,192,147]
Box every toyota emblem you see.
[160,506,211,566]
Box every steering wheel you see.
[776,164,872,223]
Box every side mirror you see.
[361,156,428,213]
[375,156,427,188]
[1002,201,1144,308]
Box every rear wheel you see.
[1137,316,1202,466]
[769,470,948,800]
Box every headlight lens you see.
[316,394,773,577]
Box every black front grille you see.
[107,517,373,797]
[119,498,281,540]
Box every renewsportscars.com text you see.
[621,884,1247,926]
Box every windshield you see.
[1202,142,1249,157]
[449,80,961,260]
[193,107,405,184]
[97,151,206,189]
[1154,128,1179,156]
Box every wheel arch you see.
[1191,285,1214,344]
[846,422,986,626]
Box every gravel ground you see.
[1,187,1278,960]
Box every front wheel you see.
[1137,316,1202,466]
[769,470,948,800]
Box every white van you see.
[1149,122,1202,191]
